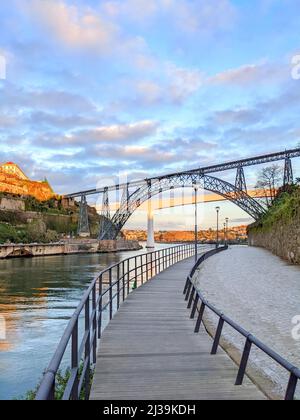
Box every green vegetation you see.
[24,196,70,215]
[0,193,100,243]
[0,220,60,244]
[0,223,24,244]
[250,185,300,233]
[19,364,94,400]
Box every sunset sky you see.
[1,0,300,229]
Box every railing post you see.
[146,254,149,282]
[109,268,113,320]
[285,372,298,400]
[135,256,138,287]
[140,255,143,284]
[127,259,130,295]
[235,338,252,385]
[122,261,125,301]
[211,317,224,355]
[71,320,79,400]
[92,285,97,364]
[183,276,190,294]
[98,275,103,339]
[84,299,90,400]
[187,286,195,309]
[185,281,192,301]
[194,302,205,333]
[117,264,120,310]
[150,252,153,278]
[190,293,199,319]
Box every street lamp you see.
[194,184,199,262]
[225,217,229,246]
[215,206,220,248]
[223,222,226,245]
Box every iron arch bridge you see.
[67,147,300,240]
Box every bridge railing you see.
[35,243,195,400]
[184,246,300,400]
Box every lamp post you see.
[194,184,199,262]
[225,217,229,246]
[215,206,220,248]
[223,222,226,245]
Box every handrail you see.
[35,243,196,400]
[184,246,300,401]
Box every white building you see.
[0,162,29,180]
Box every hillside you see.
[0,193,101,244]
[248,185,300,264]
[0,170,54,201]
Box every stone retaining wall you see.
[0,240,142,259]
[248,221,300,264]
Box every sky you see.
[0,0,300,230]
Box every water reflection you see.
[0,243,169,400]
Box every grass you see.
[18,363,94,400]
[250,185,300,233]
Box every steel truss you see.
[100,173,265,240]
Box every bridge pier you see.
[77,195,90,237]
[146,200,155,249]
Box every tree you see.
[255,164,282,207]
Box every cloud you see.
[211,108,262,126]
[27,111,101,130]
[132,63,203,105]
[0,83,97,114]
[29,120,159,149]
[165,63,203,102]
[102,0,236,34]
[168,0,237,35]
[26,0,119,53]
[68,120,159,144]
[208,61,288,86]
[23,0,146,62]
[102,0,160,22]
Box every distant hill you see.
[123,226,248,243]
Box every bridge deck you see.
[90,257,266,400]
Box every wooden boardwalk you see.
[90,257,266,400]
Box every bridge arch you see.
[101,173,265,239]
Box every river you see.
[0,243,172,400]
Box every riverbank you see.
[0,239,142,259]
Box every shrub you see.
[249,186,300,233]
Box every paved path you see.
[90,257,266,400]
[196,246,300,397]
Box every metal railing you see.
[184,246,300,400]
[35,243,195,400]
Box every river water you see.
[0,243,172,400]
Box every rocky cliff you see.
[248,187,300,264]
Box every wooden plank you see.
[90,257,266,400]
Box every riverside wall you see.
[0,239,142,259]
